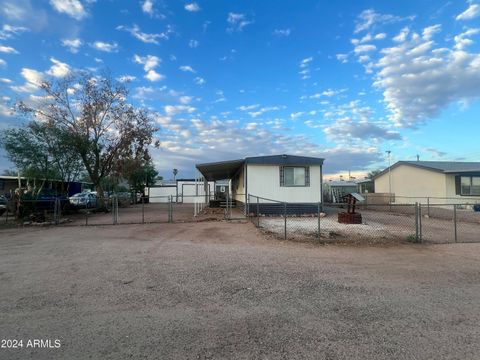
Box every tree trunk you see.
[95,184,108,212]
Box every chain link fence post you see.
[317,202,321,241]
[427,197,430,218]
[454,204,457,243]
[142,195,145,224]
[419,203,422,243]
[5,199,9,224]
[284,202,287,240]
[256,197,259,227]
[415,202,419,242]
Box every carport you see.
[195,158,245,211]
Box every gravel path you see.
[1,221,480,359]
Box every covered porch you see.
[195,158,246,214]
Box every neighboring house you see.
[147,179,214,203]
[356,178,374,194]
[196,154,324,214]
[0,176,89,197]
[323,180,358,203]
[374,161,480,204]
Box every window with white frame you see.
[280,166,310,187]
[461,176,480,196]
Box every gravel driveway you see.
[1,221,480,359]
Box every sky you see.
[0,0,479,180]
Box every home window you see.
[280,166,310,187]
[461,176,480,196]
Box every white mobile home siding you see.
[234,166,245,203]
[246,164,321,203]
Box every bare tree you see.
[16,71,159,208]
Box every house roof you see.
[327,181,358,187]
[196,159,245,181]
[196,154,324,181]
[374,161,480,179]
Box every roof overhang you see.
[196,159,245,181]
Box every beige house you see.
[374,161,480,204]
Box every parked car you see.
[0,195,7,216]
[69,192,97,209]
[109,192,133,207]
[18,190,70,219]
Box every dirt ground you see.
[1,221,480,359]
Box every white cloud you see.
[248,106,282,118]
[422,24,442,40]
[117,75,136,82]
[133,55,163,81]
[117,24,172,44]
[227,13,253,32]
[91,41,118,52]
[0,59,6,67]
[61,38,82,53]
[273,28,291,37]
[133,54,161,71]
[185,2,200,12]
[189,39,199,48]
[310,88,347,98]
[454,28,480,50]
[393,27,410,42]
[142,0,154,14]
[11,68,43,93]
[354,44,377,54]
[290,112,304,120]
[145,70,164,82]
[354,9,414,33]
[324,117,402,141]
[372,25,480,126]
[179,65,196,73]
[456,3,480,21]
[46,58,70,77]
[336,53,349,63]
[49,0,87,20]
[0,45,18,54]
[0,77,12,83]
[179,96,193,104]
[164,104,195,116]
[300,57,313,67]
[0,24,29,40]
[237,104,259,111]
[194,77,205,85]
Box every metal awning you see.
[196,159,245,181]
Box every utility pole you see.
[386,150,392,206]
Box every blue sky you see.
[0,0,479,180]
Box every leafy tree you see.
[16,71,159,208]
[367,169,382,179]
[121,157,158,196]
[2,122,85,195]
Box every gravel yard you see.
[1,221,480,359]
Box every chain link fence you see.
[0,193,223,227]
[247,195,480,244]
[2,192,478,245]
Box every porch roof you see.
[196,159,245,181]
